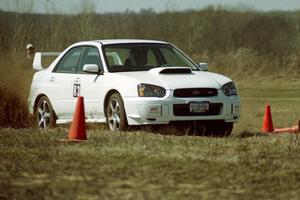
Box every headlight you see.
[222,82,238,96]
[137,83,166,98]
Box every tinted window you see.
[159,47,189,67]
[78,47,102,73]
[103,43,198,72]
[54,47,83,73]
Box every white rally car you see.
[28,39,240,136]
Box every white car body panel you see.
[28,39,240,127]
[79,74,104,119]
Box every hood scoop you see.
[149,67,192,75]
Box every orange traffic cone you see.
[274,120,300,134]
[67,96,87,141]
[262,104,274,133]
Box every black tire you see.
[206,122,233,137]
[35,96,56,128]
[106,93,128,131]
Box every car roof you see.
[96,39,168,45]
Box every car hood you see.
[109,67,232,90]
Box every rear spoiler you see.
[33,52,61,71]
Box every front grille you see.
[173,103,222,116]
[174,88,218,98]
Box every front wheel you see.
[35,96,56,128]
[106,93,128,131]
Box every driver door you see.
[47,46,84,119]
[74,46,105,120]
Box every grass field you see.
[235,77,300,133]
[1,128,300,199]
[1,77,300,199]
[1,54,300,199]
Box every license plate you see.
[189,102,209,113]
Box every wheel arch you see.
[33,94,58,120]
[103,89,121,118]
[33,94,46,113]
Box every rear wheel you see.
[106,93,128,131]
[35,96,56,128]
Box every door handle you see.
[74,77,80,83]
[49,76,55,82]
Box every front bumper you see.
[123,90,240,125]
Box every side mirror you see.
[198,63,208,71]
[83,64,99,74]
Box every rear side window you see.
[54,47,83,73]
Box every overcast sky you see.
[1,0,300,14]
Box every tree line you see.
[0,8,299,74]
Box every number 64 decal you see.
[73,84,81,97]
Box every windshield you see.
[103,43,199,72]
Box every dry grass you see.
[1,128,300,199]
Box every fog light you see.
[233,104,240,115]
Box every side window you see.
[54,47,82,73]
[78,47,102,73]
